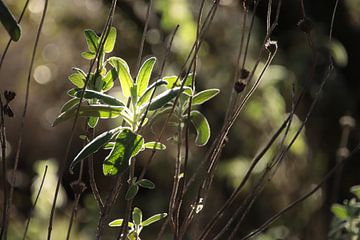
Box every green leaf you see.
[70,128,120,171]
[350,185,360,199]
[70,89,124,106]
[136,57,156,97]
[103,26,117,53]
[103,142,114,150]
[142,213,167,227]
[144,142,166,150]
[132,207,142,225]
[331,204,349,220]
[130,85,138,107]
[103,67,117,84]
[137,179,155,189]
[81,51,96,60]
[0,1,21,41]
[53,105,124,126]
[88,116,98,128]
[109,57,134,98]
[137,79,167,107]
[145,87,186,111]
[103,129,144,176]
[84,29,99,52]
[108,219,134,228]
[125,184,139,200]
[163,76,178,89]
[68,71,86,88]
[184,73,193,87]
[60,98,80,113]
[192,89,220,105]
[190,110,210,146]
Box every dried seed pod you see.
[297,17,313,34]
[4,90,16,102]
[239,68,250,79]
[70,181,87,195]
[3,105,14,118]
[234,80,246,93]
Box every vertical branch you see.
[22,165,48,240]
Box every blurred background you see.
[0,0,360,239]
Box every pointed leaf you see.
[132,207,142,225]
[88,116,98,128]
[144,142,166,150]
[125,184,139,200]
[103,129,144,176]
[137,79,167,107]
[192,89,220,105]
[163,76,178,89]
[144,87,188,111]
[70,128,119,171]
[190,110,210,146]
[109,57,134,98]
[137,179,155,189]
[104,26,117,53]
[331,204,349,220]
[109,219,134,228]
[68,71,86,88]
[84,29,99,52]
[70,89,124,106]
[136,57,156,96]
[60,98,80,113]
[0,1,21,41]
[53,105,124,126]
[142,213,167,227]
[81,51,96,60]
[350,185,360,199]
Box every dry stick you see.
[47,1,118,239]
[117,2,153,240]
[139,0,220,181]
[240,145,360,240]
[0,97,7,240]
[0,0,31,73]
[65,124,91,240]
[2,1,49,239]
[238,0,340,230]
[22,165,48,240]
[175,1,205,238]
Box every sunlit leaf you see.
[125,184,139,200]
[84,29,99,52]
[137,79,167,107]
[331,204,349,220]
[109,219,134,228]
[70,89,124,106]
[103,129,144,176]
[163,76,178,89]
[0,1,21,41]
[144,142,166,150]
[70,128,120,171]
[53,104,124,126]
[192,89,220,105]
[144,87,188,111]
[60,98,80,113]
[137,179,155,189]
[142,213,167,227]
[109,57,134,98]
[68,71,86,88]
[88,116,98,128]
[81,51,96,60]
[350,185,360,199]
[132,207,142,225]
[136,57,156,97]
[190,110,210,146]
[104,26,116,53]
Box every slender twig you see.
[22,165,48,240]
[3,1,49,239]
[240,143,360,240]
